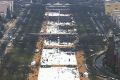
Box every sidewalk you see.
[76,50,90,80]
[27,40,44,80]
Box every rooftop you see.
[0,0,13,13]
[0,4,8,13]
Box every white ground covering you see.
[46,25,75,34]
[44,40,73,46]
[46,25,67,33]
[47,21,72,26]
[38,67,80,80]
[45,12,71,16]
[41,49,77,65]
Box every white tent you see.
[84,72,89,77]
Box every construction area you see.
[27,2,89,80]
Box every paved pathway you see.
[76,50,89,80]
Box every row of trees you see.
[0,4,45,80]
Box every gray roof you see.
[0,4,8,13]
[0,0,13,13]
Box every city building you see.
[104,1,120,15]
[0,0,14,18]
[0,4,8,18]
[111,10,120,27]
